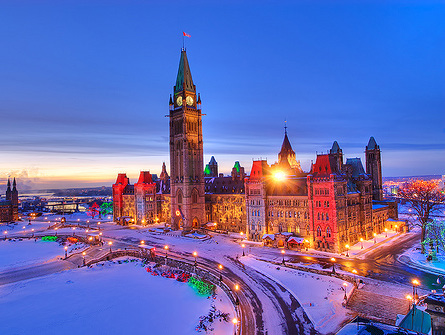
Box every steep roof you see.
[398,305,431,334]
[175,49,195,94]
[279,133,295,157]
[249,160,270,181]
[136,171,154,184]
[345,158,366,177]
[209,156,217,165]
[366,136,378,150]
[330,141,341,154]
[311,154,338,176]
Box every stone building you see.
[0,178,19,222]
[112,48,399,253]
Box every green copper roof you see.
[175,49,195,94]
[204,164,212,176]
[399,305,431,334]
[233,161,241,173]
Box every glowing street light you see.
[108,241,113,252]
[331,257,336,274]
[360,238,364,249]
[241,243,246,257]
[385,228,388,238]
[140,240,145,245]
[3,231,7,240]
[281,249,286,265]
[82,251,86,266]
[352,269,358,286]
[164,245,169,260]
[373,233,377,244]
[304,239,309,251]
[232,317,239,332]
[64,246,68,259]
[412,279,420,301]
[218,264,223,282]
[193,251,198,268]
[342,282,348,300]
[345,244,350,257]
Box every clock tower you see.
[169,49,205,231]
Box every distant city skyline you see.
[0,1,444,190]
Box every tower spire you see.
[284,119,287,135]
[175,49,195,94]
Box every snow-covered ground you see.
[0,258,235,335]
[0,239,65,271]
[402,244,445,274]
[240,256,353,334]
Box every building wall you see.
[206,194,246,232]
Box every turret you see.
[365,136,383,201]
[6,179,11,201]
[329,141,343,173]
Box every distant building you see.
[0,178,19,222]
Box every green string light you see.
[188,276,215,296]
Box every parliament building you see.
[112,49,399,253]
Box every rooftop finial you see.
[284,119,287,135]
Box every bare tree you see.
[398,180,445,253]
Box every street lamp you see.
[140,240,145,245]
[412,279,420,302]
[384,228,388,238]
[164,245,169,259]
[241,243,246,257]
[360,238,364,249]
[406,294,413,312]
[342,282,348,300]
[331,257,336,275]
[193,251,198,268]
[281,249,285,265]
[345,244,350,257]
[82,251,86,266]
[218,264,223,282]
[304,239,309,251]
[108,241,113,252]
[64,246,68,259]
[234,284,240,305]
[373,233,377,244]
[395,224,398,232]
[232,317,239,334]
[3,231,7,240]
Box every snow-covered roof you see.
[205,222,217,227]
[372,204,387,210]
[287,237,304,244]
[280,232,293,236]
[262,234,275,240]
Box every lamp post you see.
[232,318,239,335]
[395,224,398,233]
[82,251,86,266]
[373,233,377,244]
[193,251,198,270]
[64,246,68,259]
[342,282,348,300]
[108,241,113,252]
[412,279,420,302]
[406,294,413,312]
[360,238,364,249]
[281,249,285,265]
[234,284,240,305]
[164,245,169,265]
[385,228,388,238]
[331,257,336,274]
[345,244,350,257]
[305,239,309,251]
[218,264,223,282]
[241,243,245,257]
[3,231,7,240]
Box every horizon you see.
[1,1,444,190]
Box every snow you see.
[402,244,445,275]
[0,239,64,271]
[0,258,235,335]
[240,256,353,334]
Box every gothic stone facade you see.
[0,178,19,222]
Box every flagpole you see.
[182,34,184,50]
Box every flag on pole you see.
[183,32,191,37]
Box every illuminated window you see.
[316,226,321,237]
[326,226,331,238]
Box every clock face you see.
[186,96,194,106]
[176,96,183,106]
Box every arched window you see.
[326,213,329,221]
[317,213,320,220]
[177,190,183,204]
[192,189,198,204]
[316,226,321,237]
[326,226,331,238]
[306,225,310,235]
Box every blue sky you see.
[0,0,444,190]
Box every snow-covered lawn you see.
[0,239,64,271]
[0,259,235,335]
[402,244,445,274]
[241,256,353,334]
